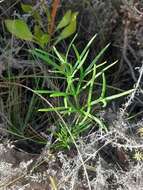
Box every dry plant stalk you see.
[49,0,61,36]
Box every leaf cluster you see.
[5,2,78,48]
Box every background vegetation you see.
[0,0,143,189]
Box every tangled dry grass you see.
[0,110,143,190]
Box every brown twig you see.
[49,0,60,36]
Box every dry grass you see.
[0,113,143,190]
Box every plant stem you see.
[49,0,60,37]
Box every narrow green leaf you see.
[104,89,135,101]
[30,49,60,70]
[65,34,78,62]
[84,61,107,78]
[5,19,33,41]
[72,50,89,77]
[81,61,118,92]
[85,44,110,76]
[38,107,69,112]
[90,89,134,106]
[95,61,118,79]
[53,47,65,63]
[50,92,70,97]
[72,44,80,61]
[79,65,96,126]
[96,61,107,69]
[34,90,54,94]
[101,73,106,98]
[64,96,68,109]
[87,64,96,106]
[72,34,97,73]
[100,73,107,107]
[79,34,97,61]
[32,48,59,61]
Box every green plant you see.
[5,0,78,48]
[31,34,134,149]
